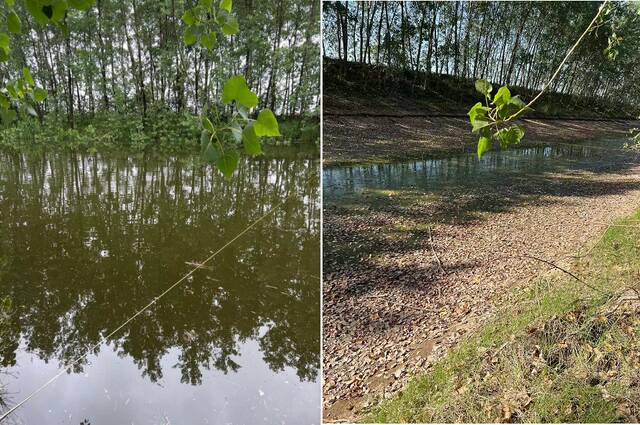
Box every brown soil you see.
[323,115,638,166]
[322,117,640,422]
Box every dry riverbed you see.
[322,118,640,422]
[323,115,638,166]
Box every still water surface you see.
[0,150,319,424]
[324,139,637,201]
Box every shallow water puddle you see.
[0,151,320,424]
[324,139,636,202]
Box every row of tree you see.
[322,1,640,106]
[4,0,319,127]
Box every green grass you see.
[365,210,640,423]
[0,111,318,154]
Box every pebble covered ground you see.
[323,116,638,166]
[322,125,640,422]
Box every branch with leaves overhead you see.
[0,0,87,124]
[468,80,529,158]
[468,1,610,158]
[182,0,281,178]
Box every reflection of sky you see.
[4,333,318,425]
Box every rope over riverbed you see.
[0,202,282,422]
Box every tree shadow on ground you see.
[325,145,640,271]
[324,145,640,334]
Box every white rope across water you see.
[0,203,281,422]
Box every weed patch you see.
[366,211,640,423]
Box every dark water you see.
[324,139,639,202]
[0,151,320,424]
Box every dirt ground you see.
[323,115,638,166]
[322,117,640,422]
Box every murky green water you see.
[0,150,319,424]
[324,139,638,202]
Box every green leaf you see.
[237,89,257,109]
[495,125,525,149]
[6,84,16,98]
[49,1,68,22]
[498,95,528,119]
[181,9,197,25]
[222,75,258,108]
[25,104,37,117]
[0,33,10,50]
[6,82,22,99]
[5,0,15,7]
[22,67,35,87]
[68,0,95,10]
[199,0,213,9]
[220,0,232,12]
[33,87,47,102]
[7,10,21,34]
[222,15,239,35]
[222,75,242,104]
[204,142,221,162]
[242,123,262,155]
[0,94,10,109]
[201,32,216,49]
[200,129,210,148]
[201,116,215,133]
[493,85,511,108]
[0,95,8,109]
[183,27,197,45]
[216,150,239,178]
[467,102,489,126]
[25,0,50,25]
[471,117,491,134]
[475,79,492,97]
[477,135,491,158]
[254,109,280,137]
[230,124,242,143]
[1,108,16,125]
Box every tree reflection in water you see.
[0,151,319,388]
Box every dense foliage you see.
[0,109,319,154]
[0,0,319,175]
[4,0,318,120]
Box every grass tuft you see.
[365,210,640,423]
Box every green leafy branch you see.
[200,74,280,178]
[469,1,610,158]
[181,0,238,47]
[1,0,279,177]
[601,2,625,61]
[0,0,81,126]
[182,0,281,178]
[468,80,530,158]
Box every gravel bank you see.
[323,115,638,166]
[322,144,640,422]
